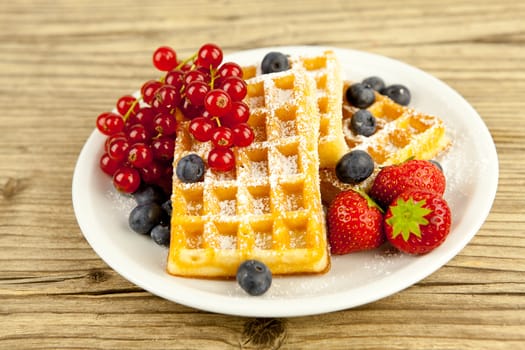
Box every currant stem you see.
[212,116,222,127]
[175,53,198,70]
[123,96,142,121]
[209,66,217,89]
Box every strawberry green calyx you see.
[385,197,431,241]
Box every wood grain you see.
[1,0,524,349]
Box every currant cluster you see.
[95,43,255,194]
[97,104,175,194]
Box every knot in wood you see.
[241,318,287,349]
[1,177,29,199]
[87,269,109,283]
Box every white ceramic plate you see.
[72,46,498,317]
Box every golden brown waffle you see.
[320,81,451,204]
[167,69,329,278]
[243,50,348,168]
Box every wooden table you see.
[1,0,524,349]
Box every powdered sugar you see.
[278,119,297,138]
[276,88,293,105]
[254,231,273,249]
[217,235,237,250]
[252,196,271,215]
[283,192,303,211]
[219,199,237,216]
[250,160,269,178]
[362,245,404,276]
[278,154,299,175]
[289,234,306,249]
[106,189,135,215]
[187,201,203,216]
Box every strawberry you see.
[327,190,385,255]
[369,159,446,209]
[384,190,451,255]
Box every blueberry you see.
[236,260,272,296]
[176,154,205,183]
[133,185,167,205]
[128,203,163,235]
[151,224,171,246]
[335,150,375,184]
[351,109,377,137]
[261,52,290,74]
[161,199,172,217]
[346,83,375,109]
[380,84,411,106]
[159,199,172,226]
[362,76,385,92]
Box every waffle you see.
[167,69,329,278]
[320,81,451,204]
[243,50,348,168]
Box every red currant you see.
[179,99,204,119]
[211,126,234,148]
[163,164,174,179]
[204,89,232,117]
[105,132,126,152]
[126,124,150,144]
[108,137,130,161]
[153,113,177,136]
[217,62,243,80]
[152,84,180,110]
[232,123,255,147]
[105,114,126,135]
[116,95,139,117]
[151,136,175,162]
[157,165,174,193]
[164,69,184,86]
[183,70,210,86]
[152,46,178,71]
[96,112,109,132]
[219,76,247,101]
[189,117,215,142]
[196,43,223,69]
[99,152,121,176]
[208,147,235,172]
[128,143,154,168]
[127,107,156,133]
[113,166,141,193]
[141,80,162,105]
[221,101,250,126]
[139,161,163,183]
[97,112,124,136]
[185,80,210,106]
